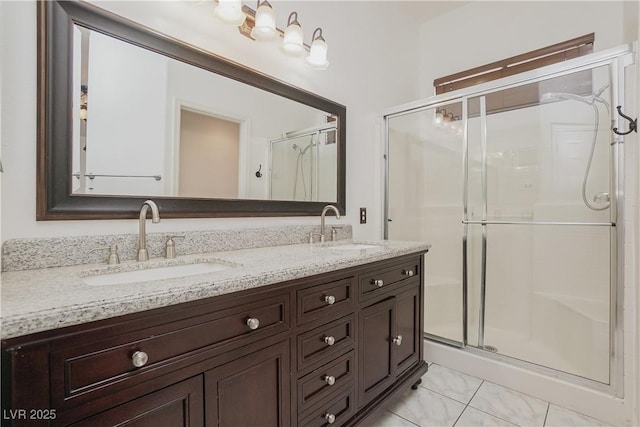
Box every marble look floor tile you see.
[421,364,483,403]
[469,382,548,426]
[388,387,466,427]
[545,404,611,427]
[361,410,419,427]
[454,406,516,427]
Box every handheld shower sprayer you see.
[539,84,611,211]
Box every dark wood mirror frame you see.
[37,0,346,220]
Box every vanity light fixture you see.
[215,1,329,70]
[306,28,329,70]
[214,0,246,26]
[282,12,305,56]
[250,0,277,40]
[434,108,444,125]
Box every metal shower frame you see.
[382,43,636,397]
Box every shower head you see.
[292,142,314,155]
[540,84,609,106]
[539,91,594,105]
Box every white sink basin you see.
[329,244,384,251]
[83,262,233,286]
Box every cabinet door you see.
[205,340,290,427]
[69,376,203,427]
[358,297,396,405]
[395,284,421,377]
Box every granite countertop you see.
[0,240,430,340]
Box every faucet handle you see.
[92,244,121,265]
[330,226,342,242]
[309,232,323,244]
[165,235,185,259]
[107,244,121,265]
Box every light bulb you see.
[214,0,246,26]
[434,110,444,125]
[306,28,329,70]
[251,0,277,40]
[282,12,305,56]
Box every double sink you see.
[81,243,384,287]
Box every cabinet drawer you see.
[298,351,355,417]
[359,259,419,299]
[51,293,289,405]
[297,315,355,372]
[298,386,356,427]
[297,278,355,326]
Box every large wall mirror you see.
[37,1,346,220]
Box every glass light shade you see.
[306,38,329,70]
[434,110,444,125]
[80,107,87,121]
[282,23,304,56]
[251,2,277,40]
[214,0,246,26]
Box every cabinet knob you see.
[324,335,336,346]
[131,351,149,368]
[246,318,260,330]
[324,413,336,424]
[402,269,414,277]
[323,375,336,386]
[392,335,403,346]
[324,295,336,305]
[372,279,384,287]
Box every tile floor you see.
[363,363,611,427]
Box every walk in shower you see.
[384,45,635,395]
[269,124,337,202]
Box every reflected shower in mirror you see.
[72,25,337,202]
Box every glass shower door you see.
[466,65,614,383]
[387,101,466,345]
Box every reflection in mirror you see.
[71,25,338,202]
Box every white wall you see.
[0,0,3,267]
[418,1,626,98]
[85,31,168,195]
[0,0,419,241]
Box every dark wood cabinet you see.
[359,297,396,405]
[1,252,427,427]
[205,340,290,427]
[68,376,204,427]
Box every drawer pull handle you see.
[371,279,384,287]
[324,295,336,305]
[323,375,336,386]
[131,351,149,368]
[246,318,260,330]
[402,269,414,277]
[324,335,336,346]
[325,413,336,424]
[392,335,403,346]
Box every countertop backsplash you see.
[1,224,352,272]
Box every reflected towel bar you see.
[73,173,162,181]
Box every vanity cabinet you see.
[205,340,290,427]
[359,284,421,406]
[1,252,427,427]
[68,376,204,427]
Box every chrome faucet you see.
[320,205,341,242]
[137,200,160,261]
